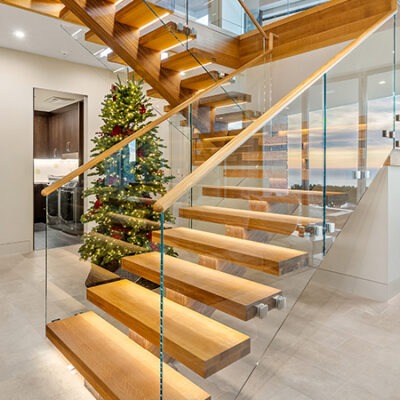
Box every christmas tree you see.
[79,79,174,272]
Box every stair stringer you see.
[313,162,400,301]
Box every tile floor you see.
[1,245,400,399]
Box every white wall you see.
[0,47,116,255]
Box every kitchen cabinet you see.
[34,102,82,159]
[49,102,81,158]
[33,112,50,159]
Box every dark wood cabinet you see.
[34,112,50,158]
[34,102,82,159]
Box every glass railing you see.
[260,0,330,24]
[154,14,397,400]
[43,2,397,400]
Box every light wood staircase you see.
[43,1,325,394]
[25,0,393,397]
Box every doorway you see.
[33,88,86,250]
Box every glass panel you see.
[261,0,330,24]
[43,4,397,400]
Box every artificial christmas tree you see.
[79,79,174,278]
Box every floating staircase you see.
[28,0,396,397]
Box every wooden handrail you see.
[41,51,269,197]
[237,0,268,41]
[153,9,396,213]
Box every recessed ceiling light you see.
[379,80,387,85]
[14,30,25,39]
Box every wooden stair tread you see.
[46,312,210,400]
[201,132,262,143]
[193,151,286,164]
[87,280,250,377]
[179,205,321,235]
[122,252,282,321]
[242,150,288,161]
[59,6,84,25]
[146,88,162,98]
[223,169,287,179]
[216,110,262,124]
[108,51,128,66]
[85,30,105,46]
[116,0,172,30]
[199,91,251,108]
[152,228,307,275]
[161,48,215,72]
[181,71,225,91]
[140,21,196,52]
[202,185,345,201]
[193,129,242,139]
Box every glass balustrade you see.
[43,1,398,399]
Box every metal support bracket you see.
[273,295,287,310]
[255,303,269,319]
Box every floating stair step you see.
[223,169,287,179]
[146,88,163,98]
[201,132,262,144]
[85,30,105,46]
[242,150,288,161]
[108,212,161,230]
[216,110,261,124]
[192,129,243,140]
[259,135,288,146]
[140,21,196,52]
[152,228,307,275]
[59,7,84,25]
[88,280,250,377]
[46,312,210,400]
[199,92,251,108]
[194,150,285,164]
[202,185,346,205]
[179,206,321,235]
[193,159,276,167]
[116,0,172,30]
[181,71,226,91]
[161,48,215,72]
[122,252,282,321]
[108,51,128,66]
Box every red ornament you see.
[139,104,146,114]
[136,149,145,158]
[111,85,117,91]
[111,226,124,240]
[111,126,123,136]
[93,196,102,209]
[147,231,153,242]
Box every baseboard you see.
[0,240,32,256]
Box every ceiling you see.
[34,88,86,112]
[0,3,122,71]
